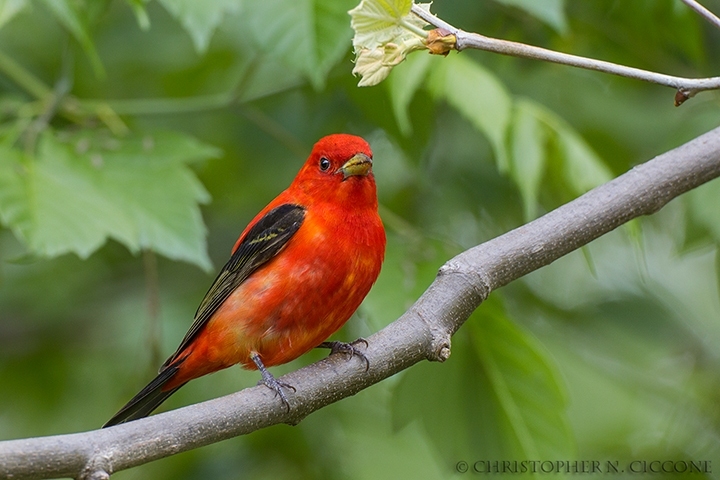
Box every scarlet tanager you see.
[104,134,385,427]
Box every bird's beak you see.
[338,153,373,180]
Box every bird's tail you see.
[103,364,186,428]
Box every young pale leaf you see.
[158,0,241,53]
[493,0,567,34]
[37,0,104,77]
[349,0,432,86]
[510,99,546,220]
[427,55,512,172]
[352,38,425,87]
[0,0,26,29]
[0,130,219,269]
[348,0,429,50]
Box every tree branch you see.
[2,127,720,479]
[680,0,720,31]
[411,4,720,104]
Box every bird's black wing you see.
[161,203,306,369]
[103,363,184,427]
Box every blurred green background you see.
[1,0,720,478]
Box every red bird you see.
[104,134,385,426]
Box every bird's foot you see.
[317,338,370,371]
[251,352,295,412]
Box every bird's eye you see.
[319,157,331,172]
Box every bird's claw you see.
[251,351,295,412]
[257,372,295,412]
[317,338,370,371]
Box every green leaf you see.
[37,0,105,77]
[470,299,573,459]
[509,98,610,219]
[244,0,357,89]
[520,98,611,197]
[157,0,241,53]
[362,235,446,333]
[366,130,415,198]
[0,0,27,29]
[391,331,488,460]
[0,130,220,269]
[427,54,512,172]
[124,0,150,30]
[689,180,720,242]
[510,99,546,220]
[392,296,574,461]
[493,0,567,34]
[716,242,720,302]
[387,51,432,135]
[556,123,612,195]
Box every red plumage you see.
[104,134,385,426]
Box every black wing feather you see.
[103,365,184,427]
[162,203,306,368]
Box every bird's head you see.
[292,134,377,208]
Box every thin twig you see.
[2,123,720,480]
[236,106,307,157]
[680,0,720,31]
[21,75,71,154]
[0,48,302,122]
[0,49,53,100]
[411,4,720,100]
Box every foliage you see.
[1,0,720,478]
[0,130,217,267]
